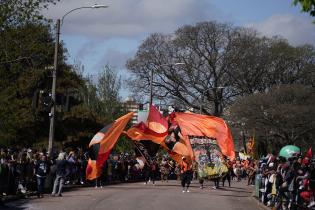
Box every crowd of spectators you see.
[255,153,315,209]
[5,146,314,210]
[0,147,184,202]
[0,147,153,200]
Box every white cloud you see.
[247,14,315,46]
[43,0,221,39]
[96,48,135,69]
[75,39,104,60]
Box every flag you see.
[126,105,168,144]
[127,105,168,168]
[174,112,235,160]
[86,112,134,180]
[126,122,167,144]
[126,106,191,163]
[246,138,254,155]
[252,129,256,158]
[305,146,313,159]
[147,105,168,134]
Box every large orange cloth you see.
[174,112,235,160]
[126,106,191,164]
[126,122,167,144]
[86,112,134,180]
[147,105,168,134]
[126,105,168,144]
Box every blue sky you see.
[44,0,315,98]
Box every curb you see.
[251,195,271,210]
[251,190,271,210]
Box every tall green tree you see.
[0,0,58,30]
[293,0,315,22]
[230,84,315,152]
[0,0,92,147]
[97,64,122,121]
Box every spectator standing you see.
[34,155,49,198]
[51,152,68,197]
[247,160,256,186]
[0,156,9,196]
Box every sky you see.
[43,0,315,99]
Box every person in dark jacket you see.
[51,153,69,197]
[34,155,49,198]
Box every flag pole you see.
[133,141,151,166]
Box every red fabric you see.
[300,190,314,203]
[134,122,167,137]
[305,147,313,159]
[174,112,235,160]
[126,122,167,144]
[86,151,111,180]
[147,105,168,134]
[86,112,134,180]
[127,106,168,144]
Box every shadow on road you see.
[1,200,29,210]
[217,187,252,194]
[216,194,251,198]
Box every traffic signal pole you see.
[48,19,60,157]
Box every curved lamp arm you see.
[61,5,109,25]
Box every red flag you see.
[126,122,167,144]
[126,105,168,144]
[86,112,134,180]
[305,146,313,159]
[147,105,168,134]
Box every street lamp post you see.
[149,62,184,106]
[48,4,108,157]
[199,86,225,114]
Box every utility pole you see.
[48,19,60,157]
[46,5,108,157]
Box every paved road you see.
[5,180,260,210]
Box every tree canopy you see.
[0,0,128,151]
[127,21,315,116]
[230,84,315,152]
[293,0,315,22]
[127,20,315,154]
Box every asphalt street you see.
[4,180,261,210]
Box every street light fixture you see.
[61,4,109,25]
[149,62,185,106]
[48,4,108,157]
[199,86,225,114]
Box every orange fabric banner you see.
[174,112,235,160]
[126,122,167,144]
[127,106,191,163]
[147,105,168,134]
[126,105,168,144]
[86,112,134,180]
